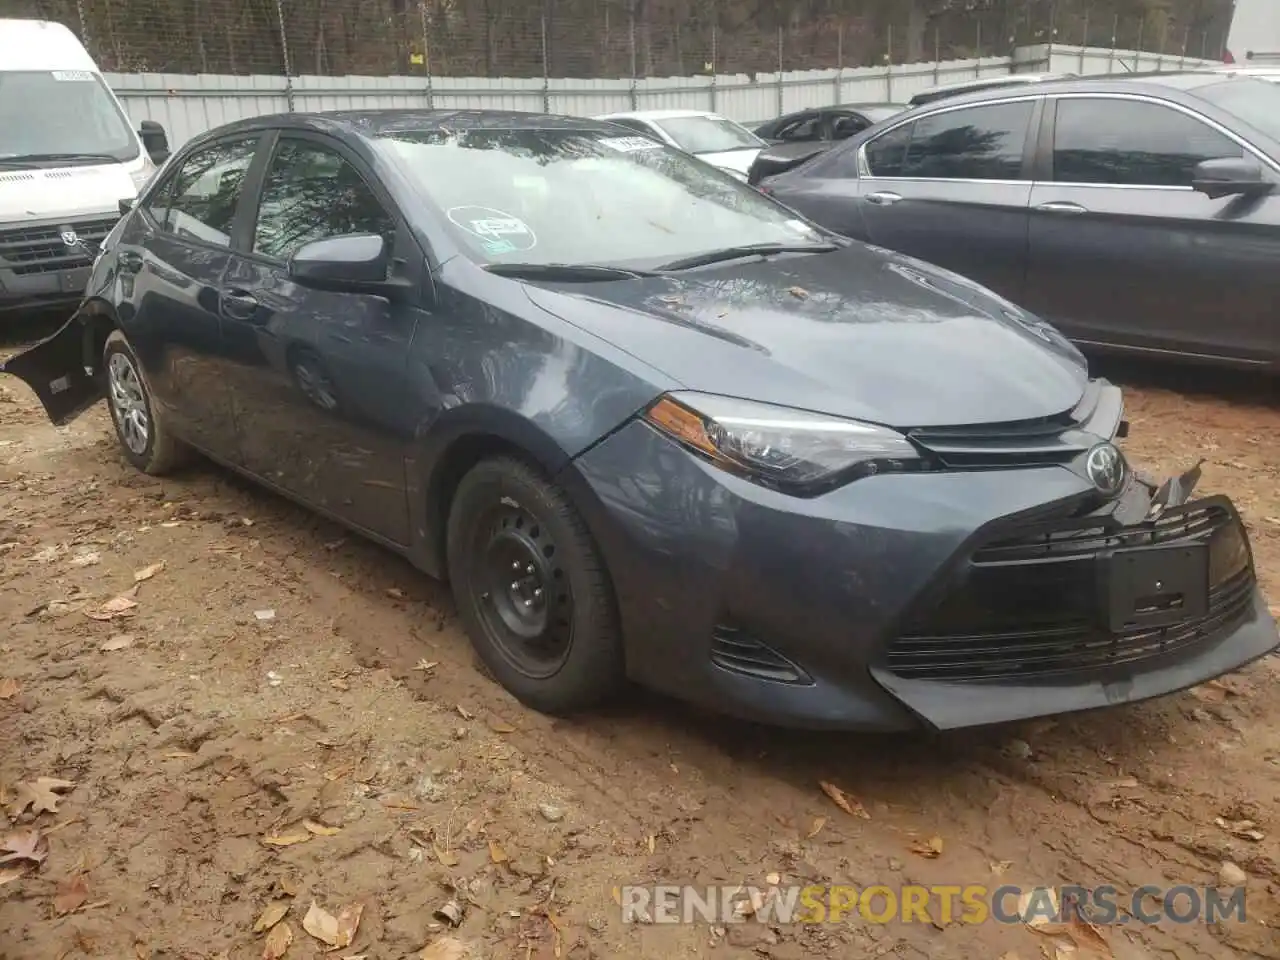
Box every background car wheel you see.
[446,455,625,714]
[103,329,190,475]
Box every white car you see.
[592,109,765,180]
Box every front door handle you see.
[221,287,260,321]
[117,250,144,274]
[1034,201,1088,215]
[865,191,904,206]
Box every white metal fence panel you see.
[107,43,1224,151]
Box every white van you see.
[0,18,171,318]
[1225,0,1280,65]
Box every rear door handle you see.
[117,250,144,274]
[221,287,260,322]
[1034,201,1088,215]
[865,191,904,206]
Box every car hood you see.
[0,163,137,222]
[692,147,762,174]
[521,244,1089,429]
[758,141,837,162]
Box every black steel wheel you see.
[446,455,624,713]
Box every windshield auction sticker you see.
[598,136,662,152]
[447,205,537,253]
[51,70,96,82]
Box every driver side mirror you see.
[1192,157,1273,199]
[139,120,170,165]
[288,233,410,298]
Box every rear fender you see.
[0,312,106,426]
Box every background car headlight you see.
[643,392,921,493]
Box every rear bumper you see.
[563,419,1278,731]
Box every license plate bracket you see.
[1102,542,1209,633]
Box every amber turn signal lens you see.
[644,396,719,459]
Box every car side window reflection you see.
[252,139,395,261]
[1052,98,1244,187]
[158,138,259,248]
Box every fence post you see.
[628,11,638,110]
[833,24,843,104]
[885,24,893,102]
[73,0,90,54]
[709,24,717,113]
[1079,13,1088,73]
[1179,27,1189,69]
[932,28,940,85]
[975,20,982,77]
[274,0,295,112]
[1134,16,1144,71]
[1108,14,1118,74]
[419,3,434,108]
[540,15,550,113]
[775,26,783,117]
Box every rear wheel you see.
[446,456,625,714]
[103,330,190,475]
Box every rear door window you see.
[1051,98,1244,187]
[864,102,1034,180]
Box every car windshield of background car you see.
[652,115,766,153]
[0,70,139,163]
[378,127,824,266]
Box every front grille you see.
[0,216,116,276]
[710,624,810,684]
[886,497,1255,682]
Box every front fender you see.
[0,306,107,426]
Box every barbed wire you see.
[0,0,1232,78]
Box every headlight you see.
[643,392,921,494]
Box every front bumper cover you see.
[563,420,1278,731]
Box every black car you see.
[4,109,1276,732]
[906,73,1075,107]
[760,71,1280,368]
[754,103,905,144]
[748,103,905,186]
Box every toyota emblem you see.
[1085,442,1126,496]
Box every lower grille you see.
[887,496,1255,682]
[710,624,810,684]
[0,216,116,276]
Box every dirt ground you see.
[2,322,1280,960]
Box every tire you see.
[446,455,625,714]
[103,329,190,475]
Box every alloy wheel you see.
[107,351,150,455]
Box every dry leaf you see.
[419,937,470,960]
[489,840,508,863]
[434,845,459,866]
[278,876,300,898]
[818,781,870,819]
[100,635,135,652]
[805,817,827,839]
[415,660,438,672]
[489,719,516,733]
[0,864,31,885]
[788,286,809,299]
[262,830,311,847]
[0,677,18,699]
[303,820,340,837]
[133,561,165,582]
[86,594,137,621]
[647,834,656,854]
[0,829,49,865]
[262,921,293,960]
[911,836,944,858]
[334,902,363,949]
[329,679,350,691]
[255,901,291,933]
[54,874,89,914]
[6,777,75,818]
[456,705,473,720]
[386,587,404,599]
[302,901,341,946]
[990,860,1013,876]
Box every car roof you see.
[190,108,623,146]
[594,108,725,121]
[897,70,1276,111]
[909,73,1071,100]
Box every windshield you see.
[652,116,765,154]
[1197,78,1280,141]
[378,127,825,267]
[0,70,139,163]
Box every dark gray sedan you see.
[759,71,1280,369]
[4,109,1276,731]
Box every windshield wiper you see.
[656,242,838,272]
[2,152,120,165]
[484,262,661,282]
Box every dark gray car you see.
[4,109,1276,732]
[760,72,1280,368]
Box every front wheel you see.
[103,330,190,475]
[446,456,625,714]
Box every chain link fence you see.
[0,0,1234,79]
